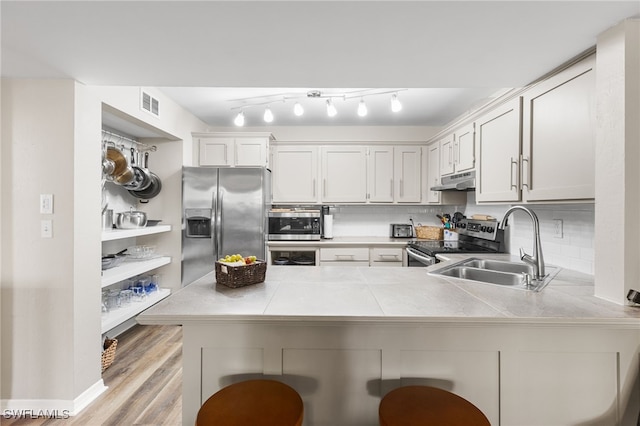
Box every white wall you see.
[1,80,209,412]
[1,79,102,406]
[594,19,640,304]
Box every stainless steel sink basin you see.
[458,259,535,275]
[436,266,525,287]
[429,258,560,291]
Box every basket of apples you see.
[215,254,266,288]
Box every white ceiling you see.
[2,1,639,127]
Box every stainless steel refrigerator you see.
[182,167,271,286]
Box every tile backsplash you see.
[328,194,595,275]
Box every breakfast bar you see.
[137,255,640,426]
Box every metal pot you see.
[122,148,152,191]
[129,152,162,200]
[115,208,148,229]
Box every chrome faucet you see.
[498,206,545,280]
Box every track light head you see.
[294,102,304,116]
[234,111,245,126]
[391,93,402,112]
[357,99,368,117]
[326,99,337,117]
[263,107,274,123]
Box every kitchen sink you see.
[457,258,535,275]
[429,258,560,291]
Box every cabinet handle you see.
[323,179,327,198]
[335,254,355,260]
[400,179,404,197]
[390,179,393,197]
[521,156,530,189]
[448,145,453,166]
[313,179,316,197]
[454,141,459,165]
[224,145,228,163]
[510,157,519,190]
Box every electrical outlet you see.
[41,219,53,238]
[553,219,563,238]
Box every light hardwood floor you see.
[2,325,183,426]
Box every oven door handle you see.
[406,247,436,266]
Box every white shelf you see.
[101,288,171,334]
[101,256,171,287]
[101,225,172,242]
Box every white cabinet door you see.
[199,137,233,166]
[368,146,394,203]
[475,98,522,203]
[522,55,595,202]
[455,123,475,172]
[271,146,319,203]
[439,134,455,176]
[425,142,441,204]
[321,146,367,203]
[235,137,269,167]
[394,146,421,203]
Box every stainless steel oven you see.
[268,210,321,241]
[406,218,506,267]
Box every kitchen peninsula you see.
[137,255,640,426]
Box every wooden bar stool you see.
[196,379,303,426]
[379,385,490,426]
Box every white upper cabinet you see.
[475,98,523,203]
[393,146,421,203]
[521,55,595,202]
[367,146,394,203]
[455,123,475,172]
[271,145,319,203]
[196,133,272,167]
[321,146,368,203]
[425,142,442,204]
[439,123,475,177]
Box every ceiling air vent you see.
[140,90,160,117]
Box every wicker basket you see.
[415,225,444,240]
[101,338,118,372]
[215,260,267,288]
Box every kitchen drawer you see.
[370,248,403,263]
[320,247,369,262]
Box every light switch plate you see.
[40,194,53,214]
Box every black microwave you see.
[268,210,321,240]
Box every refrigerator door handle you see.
[216,191,224,257]
[212,188,218,258]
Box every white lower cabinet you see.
[320,247,369,266]
[370,247,403,266]
[188,322,637,426]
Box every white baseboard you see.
[1,379,107,418]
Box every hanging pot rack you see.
[101,129,157,152]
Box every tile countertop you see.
[137,254,640,326]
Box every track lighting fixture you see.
[357,99,368,117]
[391,93,402,112]
[234,111,245,126]
[229,89,406,125]
[326,99,337,117]
[263,107,274,123]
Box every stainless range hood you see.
[431,170,476,191]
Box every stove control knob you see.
[459,223,466,228]
[480,226,487,232]
[487,226,494,233]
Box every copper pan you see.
[106,147,135,184]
